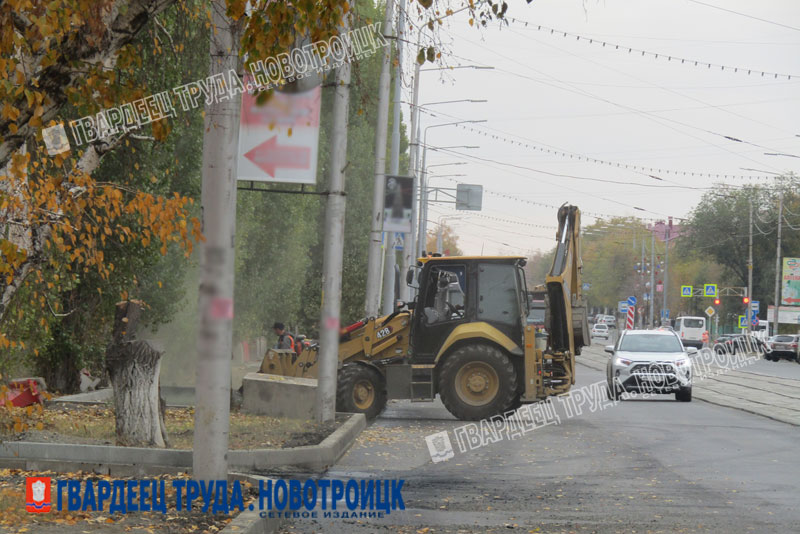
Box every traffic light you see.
[743,296,750,305]
[714,298,720,306]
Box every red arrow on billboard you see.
[243,136,311,177]
[784,297,800,304]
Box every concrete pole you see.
[193,0,241,481]
[747,198,753,334]
[437,223,443,254]
[315,20,352,424]
[773,191,783,337]
[640,237,645,328]
[649,229,655,328]
[662,218,671,324]
[404,36,422,300]
[382,1,404,314]
[418,144,428,256]
[364,0,396,317]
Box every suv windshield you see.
[618,334,684,353]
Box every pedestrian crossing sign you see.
[704,284,717,297]
[681,286,692,297]
[738,315,747,329]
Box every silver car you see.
[605,329,695,402]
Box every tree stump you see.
[105,300,169,447]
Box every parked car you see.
[605,329,694,402]
[592,323,610,340]
[715,334,768,355]
[767,335,799,361]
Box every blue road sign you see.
[751,300,760,312]
[681,286,692,297]
[627,296,637,306]
[582,282,591,290]
[704,284,718,297]
[661,309,670,319]
[738,315,747,329]
[618,301,628,313]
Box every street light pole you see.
[747,198,753,334]
[418,120,486,254]
[364,0,395,317]
[382,0,405,315]
[773,191,784,336]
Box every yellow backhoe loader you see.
[259,205,589,420]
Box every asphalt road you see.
[280,344,800,533]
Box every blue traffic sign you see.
[618,301,628,313]
[751,300,760,312]
[703,283,718,297]
[681,286,692,297]
[582,282,591,290]
[627,296,637,306]
[738,315,747,328]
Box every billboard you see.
[383,175,413,233]
[781,257,800,306]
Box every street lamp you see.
[417,120,487,256]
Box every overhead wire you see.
[506,18,800,81]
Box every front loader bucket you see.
[259,348,319,379]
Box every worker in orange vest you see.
[702,330,709,346]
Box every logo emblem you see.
[41,124,70,156]
[425,431,455,463]
[26,477,51,513]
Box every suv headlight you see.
[674,358,690,367]
[615,357,633,366]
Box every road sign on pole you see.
[705,306,715,317]
[738,315,747,329]
[237,83,321,184]
[626,305,635,329]
[618,301,628,313]
[751,300,760,312]
[681,286,692,297]
[704,284,718,297]
[627,296,637,307]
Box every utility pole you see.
[364,0,395,317]
[773,191,783,337]
[193,0,242,481]
[315,18,352,424]
[662,217,672,325]
[382,1,404,314]
[747,198,753,334]
[640,237,645,329]
[649,228,655,328]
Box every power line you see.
[686,0,800,34]
[507,18,799,81]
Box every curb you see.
[0,413,366,475]
[222,474,285,534]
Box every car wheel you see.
[675,386,692,402]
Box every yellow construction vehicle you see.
[259,205,589,420]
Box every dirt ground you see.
[0,468,259,534]
[0,404,344,449]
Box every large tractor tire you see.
[438,344,517,421]
[336,364,387,420]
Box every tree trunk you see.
[105,300,168,447]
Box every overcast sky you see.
[402,0,800,255]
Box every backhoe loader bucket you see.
[259,348,319,379]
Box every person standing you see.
[272,322,295,351]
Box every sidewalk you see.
[578,345,800,426]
